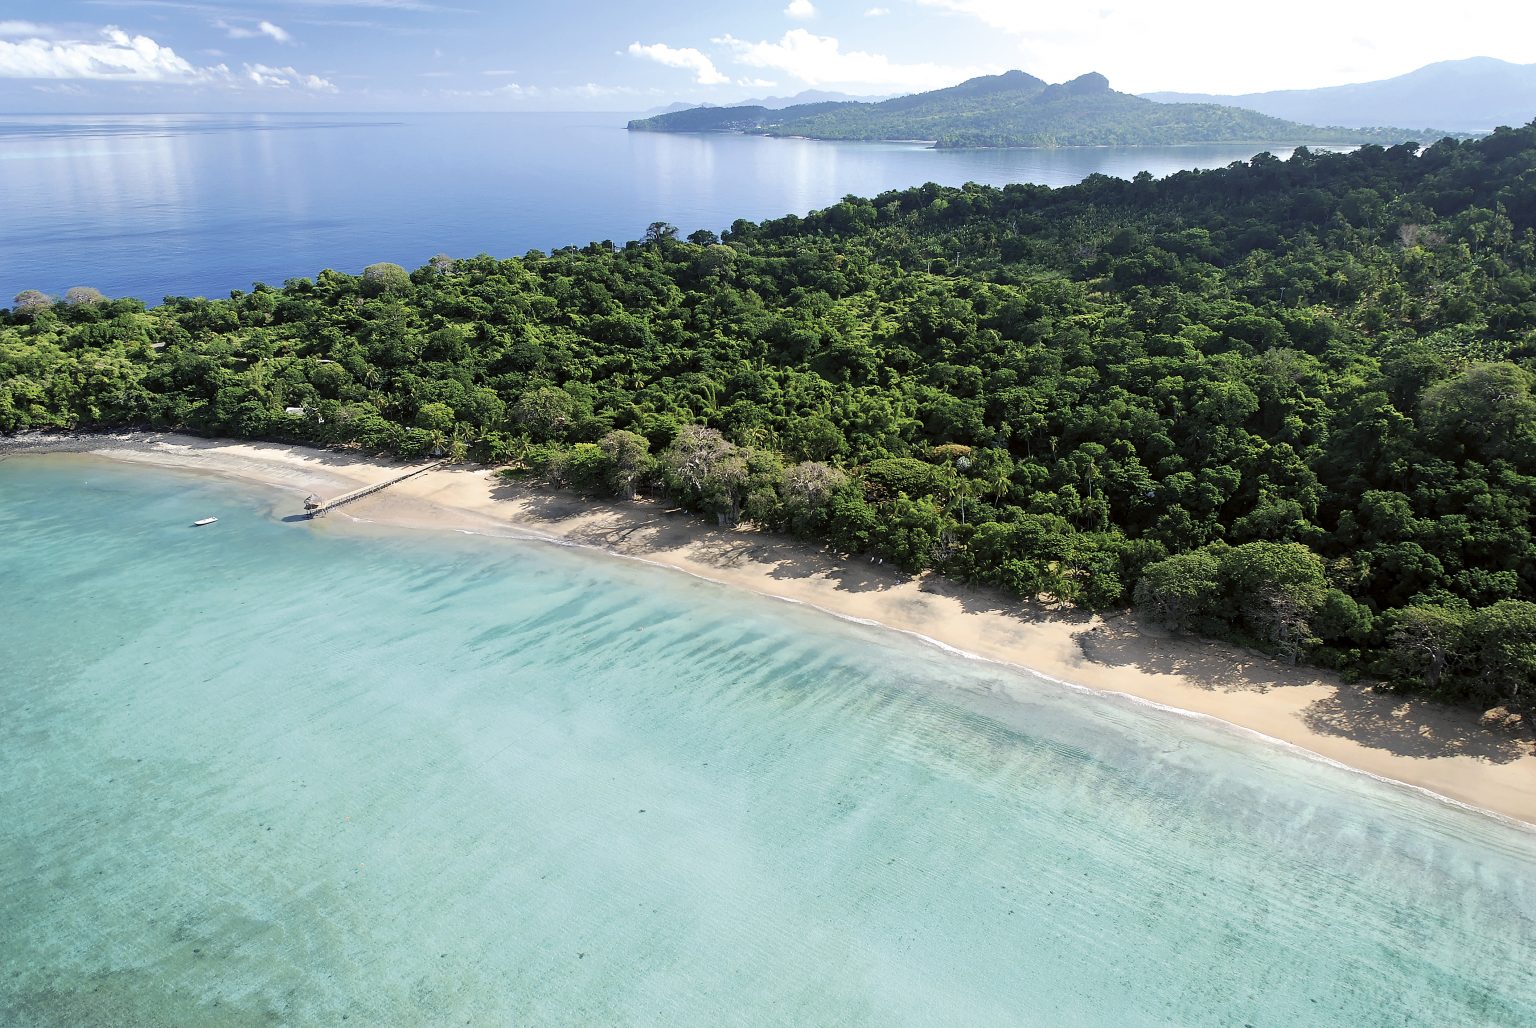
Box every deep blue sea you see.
[0,112,1328,303]
[2,455,1535,1025]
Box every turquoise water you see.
[2,455,1535,1026]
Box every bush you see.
[64,286,105,307]
[361,262,412,296]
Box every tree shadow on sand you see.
[1083,616,1533,763]
[488,480,1534,766]
[1079,617,1294,694]
[490,480,1095,621]
[1300,690,1531,764]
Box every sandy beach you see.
[6,431,1534,827]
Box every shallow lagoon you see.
[2,456,1534,1025]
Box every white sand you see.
[8,432,1535,827]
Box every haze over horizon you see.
[2,0,1535,114]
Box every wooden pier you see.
[304,460,445,518]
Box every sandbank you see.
[6,431,1534,828]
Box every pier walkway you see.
[305,460,445,517]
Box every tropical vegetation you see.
[6,124,1536,715]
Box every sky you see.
[1,0,1534,113]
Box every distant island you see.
[628,70,1441,148]
[639,88,893,117]
[1145,57,1536,134]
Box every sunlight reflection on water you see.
[0,112,1344,302]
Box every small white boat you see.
[192,517,219,527]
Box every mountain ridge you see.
[1144,57,1536,132]
[629,71,1438,149]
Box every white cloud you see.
[0,27,212,82]
[627,40,729,85]
[246,62,334,90]
[915,0,1061,34]
[864,7,891,15]
[568,82,641,98]
[785,0,817,18]
[715,29,988,90]
[0,21,53,38]
[445,81,541,98]
[256,21,293,44]
[220,20,294,44]
[442,81,649,102]
[0,25,335,91]
[265,0,444,8]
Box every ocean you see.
[2,454,1533,1025]
[0,112,1335,304]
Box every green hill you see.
[628,70,1441,148]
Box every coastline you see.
[7,431,1535,828]
[634,131,1367,152]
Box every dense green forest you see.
[628,70,1433,148]
[7,125,1536,715]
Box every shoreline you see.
[628,127,1376,152]
[7,431,1535,828]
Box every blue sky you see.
[2,1,1534,113]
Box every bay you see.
[0,112,1331,304]
[2,455,1534,1025]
